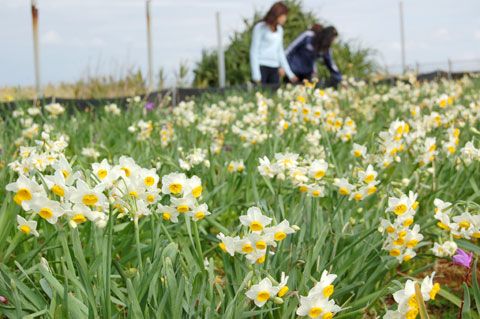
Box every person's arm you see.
[323,49,342,82]
[250,24,262,82]
[278,27,295,80]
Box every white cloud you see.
[41,30,62,44]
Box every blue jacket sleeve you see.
[285,31,310,57]
[278,27,295,80]
[250,24,262,82]
[323,49,342,81]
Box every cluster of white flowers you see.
[44,103,65,117]
[459,140,480,165]
[178,148,210,171]
[245,273,289,307]
[258,153,330,198]
[217,206,297,264]
[172,101,196,127]
[384,273,440,319]
[333,164,379,202]
[160,123,175,146]
[379,191,424,263]
[433,198,480,240]
[128,120,154,141]
[8,131,69,175]
[297,270,342,319]
[431,240,457,257]
[6,155,164,234]
[104,103,121,115]
[376,120,410,168]
[227,160,245,173]
[158,172,210,223]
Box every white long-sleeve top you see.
[249,22,294,81]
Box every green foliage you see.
[193,0,377,87]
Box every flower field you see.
[1,76,480,318]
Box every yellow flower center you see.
[367,186,377,195]
[274,231,287,241]
[72,214,87,224]
[177,205,189,213]
[406,240,419,248]
[121,167,131,177]
[437,222,450,230]
[364,174,375,183]
[194,211,206,220]
[353,193,363,201]
[19,224,31,234]
[430,283,441,300]
[255,241,267,250]
[323,312,333,319]
[144,176,155,187]
[219,242,226,252]
[146,194,155,203]
[51,185,65,197]
[16,188,32,202]
[386,226,395,233]
[256,290,270,302]
[299,185,309,193]
[97,169,108,180]
[169,183,182,194]
[412,201,419,210]
[339,187,350,195]
[278,286,289,297]
[389,249,401,257]
[242,243,253,253]
[82,194,99,206]
[394,203,408,215]
[403,255,413,262]
[323,285,334,298]
[403,218,414,227]
[162,212,171,220]
[314,170,325,179]
[39,207,53,220]
[129,191,139,199]
[353,150,362,157]
[192,185,203,198]
[459,221,471,229]
[308,307,322,318]
[62,170,70,178]
[250,221,263,232]
[256,255,266,264]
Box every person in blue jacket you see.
[250,2,298,86]
[286,25,342,87]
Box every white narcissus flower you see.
[309,159,328,180]
[29,196,65,224]
[239,206,272,232]
[16,215,39,237]
[296,295,341,318]
[190,203,211,221]
[161,172,187,196]
[245,278,280,307]
[69,180,108,211]
[264,220,296,242]
[6,175,45,210]
[170,195,196,214]
[216,233,239,256]
[158,204,179,223]
[352,143,367,158]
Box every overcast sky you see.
[1,0,479,87]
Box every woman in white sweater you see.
[250,2,298,86]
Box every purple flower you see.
[452,249,473,269]
[144,101,155,111]
[0,295,8,305]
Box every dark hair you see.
[263,2,288,31]
[310,23,324,33]
[313,26,338,54]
